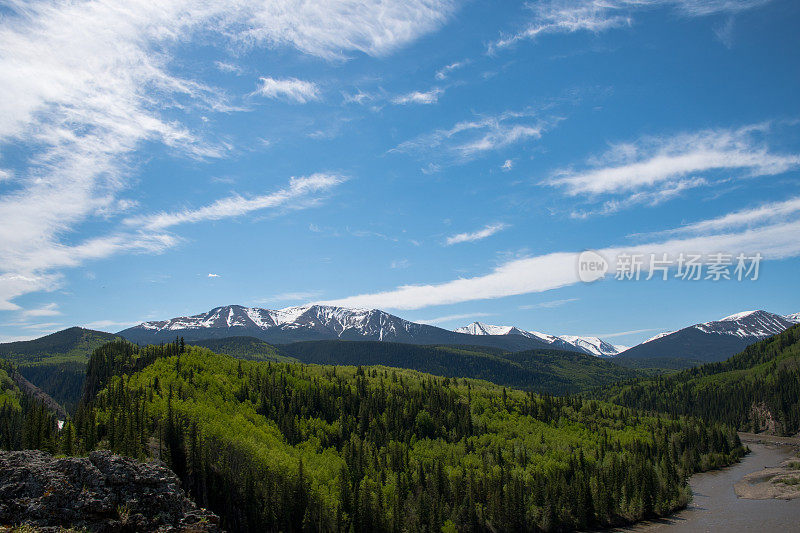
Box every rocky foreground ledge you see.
[0,450,220,532]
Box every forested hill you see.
[63,339,743,532]
[0,360,21,413]
[0,359,65,451]
[278,340,643,395]
[0,327,117,364]
[596,324,800,436]
[190,336,296,363]
[0,327,118,412]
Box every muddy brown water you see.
[618,443,800,532]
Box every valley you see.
[3,3,798,531]
[0,309,799,531]
[624,442,800,532]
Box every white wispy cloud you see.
[0,232,178,311]
[435,60,468,80]
[0,0,454,311]
[569,177,710,218]
[519,298,579,309]
[390,259,411,269]
[392,88,443,105]
[21,302,61,317]
[254,290,323,305]
[445,223,510,245]
[491,2,631,51]
[320,207,800,310]
[0,332,53,343]
[128,173,346,231]
[254,77,321,103]
[491,0,771,51]
[19,322,63,330]
[582,327,662,339]
[82,319,140,330]
[415,312,494,325]
[395,110,553,163]
[549,123,800,214]
[634,196,800,238]
[239,1,457,60]
[714,17,736,48]
[215,61,244,75]
[501,159,514,171]
[342,89,376,105]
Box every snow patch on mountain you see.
[558,335,624,358]
[455,322,512,336]
[640,310,793,347]
[455,322,623,357]
[454,322,564,345]
[133,304,422,340]
[719,310,759,321]
[693,310,793,339]
[642,331,674,344]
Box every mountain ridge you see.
[118,304,559,352]
[455,321,626,357]
[118,305,799,362]
[617,309,797,364]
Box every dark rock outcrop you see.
[0,450,220,532]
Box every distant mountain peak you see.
[784,312,800,323]
[619,308,797,365]
[694,310,793,338]
[719,309,764,321]
[120,305,558,351]
[120,305,799,364]
[642,331,674,344]
[454,322,622,357]
[557,335,625,358]
[134,304,416,340]
[455,322,519,337]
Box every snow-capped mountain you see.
[119,305,556,351]
[119,305,799,362]
[454,322,625,357]
[618,310,797,363]
[456,322,531,338]
[641,331,674,344]
[640,310,794,345]
[125,304,428,343]
[133,304,423,340]
[558,336,628,358]
[455,322,578,352]
[694,310,795,337]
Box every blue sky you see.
[1,0,799,344]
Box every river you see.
[620,443,800,532]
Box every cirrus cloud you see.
[445,223,509,245]
[254,77,321,103]
[491,0,772,51]
[0,0,455,311]
[392,88,444,105]
[548,123,800,216]
[127,173,347,231]
[394,109,555,164]
[319,204,800,310]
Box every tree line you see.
[58,339,744,532]
[595,324,800,436]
